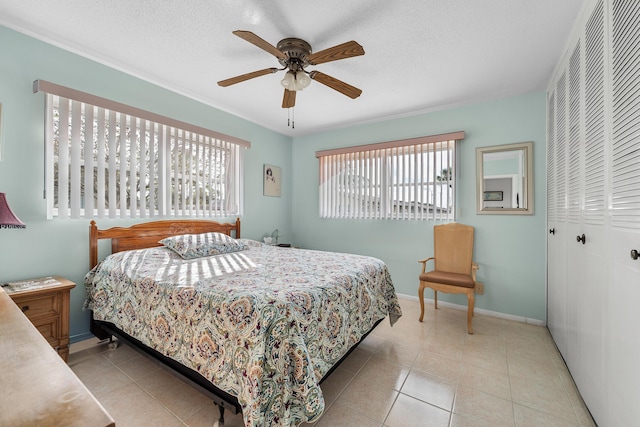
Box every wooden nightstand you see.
[4,276,75,362]
[0,285,115,426]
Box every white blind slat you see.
[57,98,69,219]
[84,106,95,217]
[139,119,147,218]
[118,113,127,218]
[148,121,156,217]
[130,117,138,218]
[107,111,117,218]
[45,94,55,219]
[70,101,82,218]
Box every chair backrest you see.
[433,223,474,275]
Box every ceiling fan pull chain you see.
[286,107,295,129]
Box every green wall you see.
[0,24,548,343]
[0,26,292,342]
[291,92,547,322]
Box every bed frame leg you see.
[107,336,118,351]
[213,403,225,427]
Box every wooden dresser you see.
[5,276,75,361]
[0,285,115,426]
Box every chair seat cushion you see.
[420,271,475,288]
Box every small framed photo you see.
[263,164,281,197]
[483,191,503,201]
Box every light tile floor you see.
[69,298,597,426]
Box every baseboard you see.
[397,293,546,327]
[70,331,96,344]
[69,337,101,354]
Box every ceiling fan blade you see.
[310,71,362,99]
[233,30,286,59]
[307,40,365,65]
[282,89,296,108]
[217,68,278,87]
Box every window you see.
[34,80,249,219]
[316,132,463,220]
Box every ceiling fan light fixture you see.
[280,70,311,91]
[296,71,311,89]
[280,71,295,89]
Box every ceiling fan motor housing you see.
[277,38,312,70]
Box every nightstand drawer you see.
[32,316,61,345]
[12,293,60,319]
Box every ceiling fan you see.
[217,31,365,109]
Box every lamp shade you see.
[280,71,311,92]
[0,193,26,229]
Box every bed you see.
[84,218,402,427]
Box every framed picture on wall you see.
[263,164,281,197]
[483,190,503,201]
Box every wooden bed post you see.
[89,220,98,269]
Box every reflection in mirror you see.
[476,141,533,215]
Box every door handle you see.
[632,249,639,260]
[576,234,586,244]
[549,228,555,235]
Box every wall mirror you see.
[476,141,533,215]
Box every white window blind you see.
[316,132,463,220]
[34,80,249,219]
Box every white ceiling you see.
[0,0,585,137]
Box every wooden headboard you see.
[89,218,241,269]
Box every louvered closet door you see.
[574,2,607,422]
[565,41,583,373]
[546,89,564,351]
[608,1,640,425]
[547,70,569,358]
[547,2,608,425]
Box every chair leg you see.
[467,290,475,334]
[434,290,438,309]
[418,282,425,322]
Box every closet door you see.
[546,90,562,346]
[565,41,582,372]
[547,72,569,357]
[574,1,607,422]
[548,1,640,424]
[608,1,640,425]
[547,2,608,424]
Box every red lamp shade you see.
[0,193,26,229]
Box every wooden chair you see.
[418,222,479,334]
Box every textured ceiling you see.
[0,0,585,136]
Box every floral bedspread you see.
[84,239,402,426]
